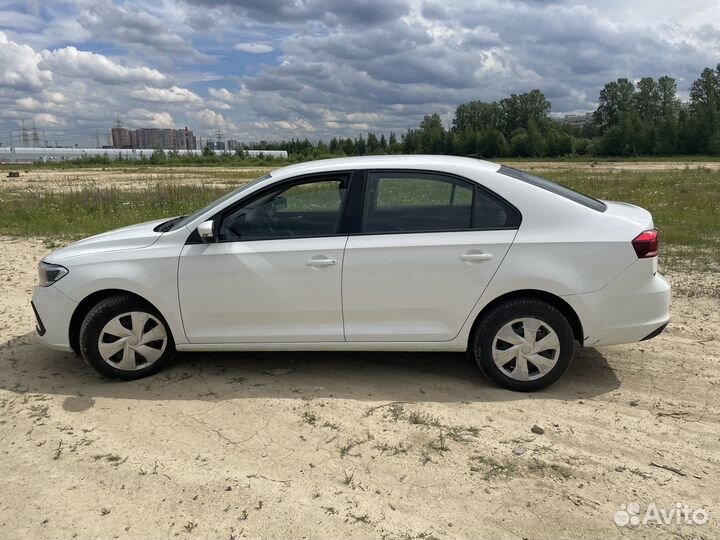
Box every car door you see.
[178,173,351,343]
[342,170,520,342]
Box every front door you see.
[178,174,350,343]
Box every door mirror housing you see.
[271,196,288,212]
[198,220,216,243]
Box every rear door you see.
[342,170,519,342]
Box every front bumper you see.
[31,284,77,352]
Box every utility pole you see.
[21,120,29,146]
[31,121,40,147]
[214,129,225,152]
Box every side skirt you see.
[176,341,468,352]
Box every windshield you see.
[168,173,272,231]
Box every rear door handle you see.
[460,251,493,262]
[306,256,337,267]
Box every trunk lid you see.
[601,200,654,230]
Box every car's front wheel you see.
[470,298,575,391]
[79,294,175,380]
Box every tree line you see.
[23,64,720,168]
[244,64,720,159]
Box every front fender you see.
[54,243,187,345]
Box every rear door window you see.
[362,171,519,233]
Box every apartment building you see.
[111,126,197,150]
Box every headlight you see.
[38,261,69,287]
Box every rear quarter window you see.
[498,165,607,212]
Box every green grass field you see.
[541,168,719,270]
[0,165,717,272]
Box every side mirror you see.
[272,196,288,212]
[198,220,215,243]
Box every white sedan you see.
[32,156,670,391]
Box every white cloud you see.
[234,42,273,54]
[41,90,66,103]
[274,119,316,132]
[127,108,175,128]
[208,100,232,109]
[77,0,213,63]
[130,85,203,105]
[208,87,235,101]
[40,46,167,86]
[190,108,228,128]
[0,31,52,91]
[33,112,62,126]
[0,9,41,31]
[16,96,42,110]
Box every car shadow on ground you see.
[0,332,620,404]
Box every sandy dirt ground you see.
[1,236,718,540]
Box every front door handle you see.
[460,251,493,262]
[306,256,337,268]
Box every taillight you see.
[632,229,659,258]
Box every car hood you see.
[45,218,170,263]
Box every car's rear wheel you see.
[79,294,175,380]
[470,298,575,391]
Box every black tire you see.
[470,299,575,392]
[79,294,175,380]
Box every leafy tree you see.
[526,118,544,156]
[453,101,502,133]
[388,132,401,153]
[657,76,680,115]
[149,148,166,164]
[634,77,661,120]
[688,65,720,153]
[689,66,720,110]
[500,90,551,134]
[594,78,635,131]
[367,132,379,153]
[418,113,447,153]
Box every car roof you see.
[270,154,501,178]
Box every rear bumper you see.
[563,260,671,348]
[31,285,77,352]
[641,320,669,341]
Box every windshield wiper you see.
[153,216,185,233]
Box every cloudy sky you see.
[1,0,719,146]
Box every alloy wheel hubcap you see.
[97,311,167,371]
[491,317,560,381]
